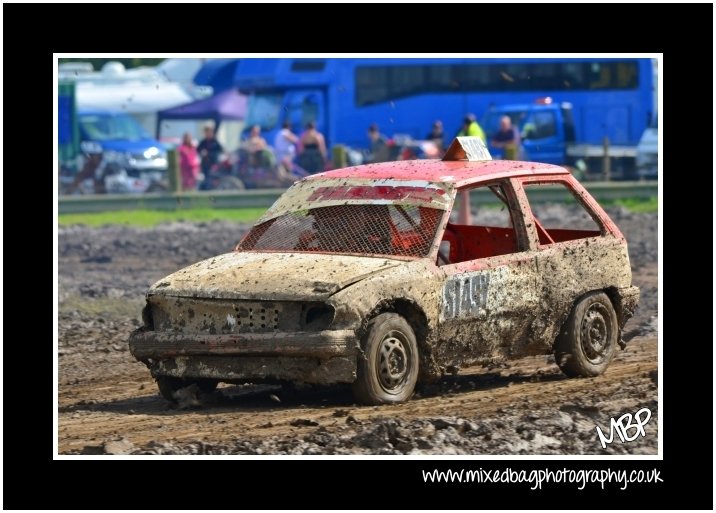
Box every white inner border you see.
[53,53,663,461]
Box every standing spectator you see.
[197,125,224,175]
[367,123,390,163]
[178,132,200,190]
[274,121,299,169]
[425,120,445,151]
[490,115,521,159]
[297,121,327,173]
[246,125,266,167]
[457,113,486,142]
[247,124,267,154]
[246,124,271,167]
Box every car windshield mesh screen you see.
[237,204,443,258]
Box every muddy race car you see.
[129,137,640,405]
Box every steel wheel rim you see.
[377,330,411,393]
[580,303,612,364]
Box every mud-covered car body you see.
[129,138,639,404]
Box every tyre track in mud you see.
[58,205,658,455]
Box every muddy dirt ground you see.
[58,205,658,455]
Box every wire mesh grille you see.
[238,205,443,258]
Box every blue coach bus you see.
[234,57,654,156]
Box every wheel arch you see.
[555,288,621,344]
[603,286,635,330]
[361,297,438,381]
[553,288,620,378]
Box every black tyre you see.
[156,376,218,403]
[554,291,618,378]
[352,313,419,405]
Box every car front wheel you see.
[554,291,618,378]
[352,313,419,405]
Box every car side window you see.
[437,183,524,266]
[522,182,605,245]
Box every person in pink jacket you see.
[178,132,200,190]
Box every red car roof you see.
[309,159,568,188]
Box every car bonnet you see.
[147,251,405,301]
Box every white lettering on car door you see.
[441,271,489,320]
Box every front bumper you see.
[128,328,359,384]
[152,355,357,385]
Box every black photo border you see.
[3,2,711,510]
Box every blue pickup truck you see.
[483,99,642,179]
[59,109,169,194]
[59,77,170,193]
[78,110,168,175]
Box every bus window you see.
[426,65,454,90]
[588,62,612,89]
[389,66,425,98]
[588,61,638,90]
[615,62,638,88]
[497,64,529,91]
[561,62,586,89]
[355,66,389,106]
[455,64,495,92]
[354,61,641,106]
[529,63,561,89]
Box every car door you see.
[521,109,565,164]
[516,175,631,349]
[435,179,541,368]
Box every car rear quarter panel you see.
[515,174,635,352]
[528,235,634,352]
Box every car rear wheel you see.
[352,313,419,405]
[156,376,218,403]
[554,291,618,378]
